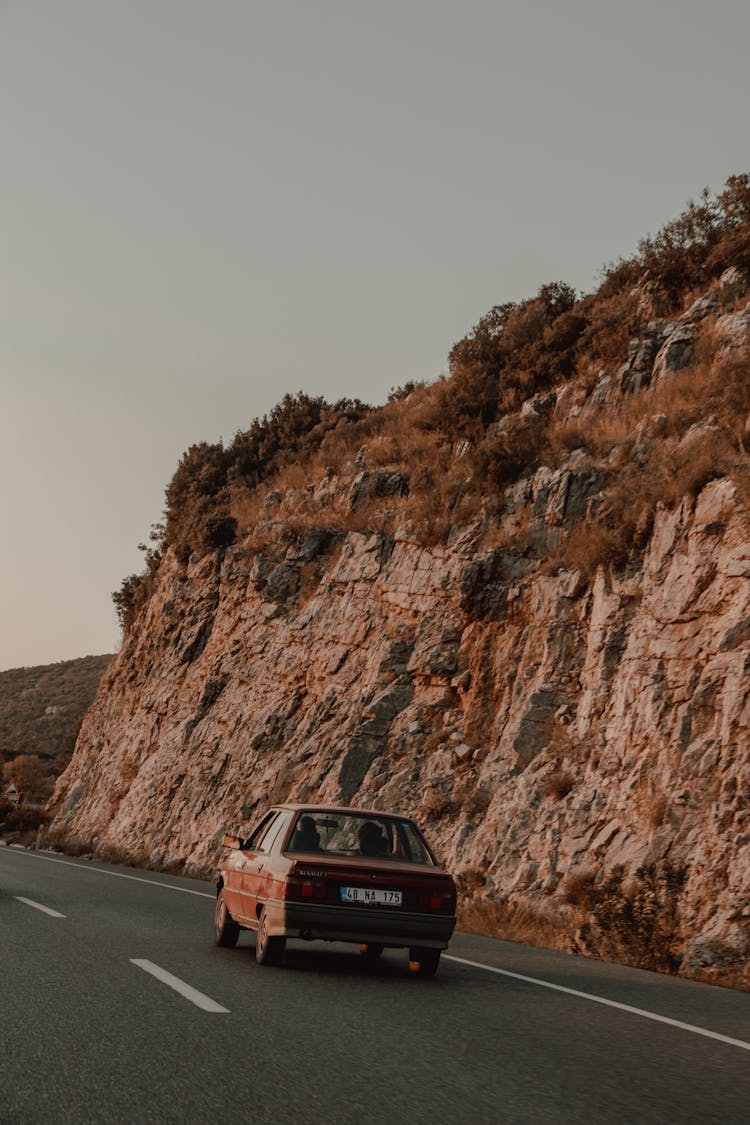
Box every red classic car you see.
[214,803,456,977]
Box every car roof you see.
[274,802,411,820]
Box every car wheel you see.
[408,948,441,978]
[214,891,240,948]
[359,942,384,960]
[255,906,286,966]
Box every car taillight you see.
[284,876,326,902]
[417,887,456,913]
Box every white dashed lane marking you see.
[14,896,66,918]
[9,846,746,1048]
[130,959,229,1013]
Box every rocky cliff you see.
[49,189,750,986]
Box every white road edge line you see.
[14,896,66,919]
[444,954,750,1052]
[130,959,229,1013]
[8,848,745,1050]
[3,848,214,898]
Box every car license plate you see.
[340,886,402,906]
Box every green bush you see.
[229,392,370,486]
[605,174,750,312]
[438,282,580,441]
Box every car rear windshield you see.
[286,812,434,865]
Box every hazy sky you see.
[2,0,749,671]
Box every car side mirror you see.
[222,834,241,850]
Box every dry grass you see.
[647,792,670,830]
[546,332,750,577]
[480,505,532,553]
[175,286,749,576]
[548,521,629,578]
[543,770,575,801]
[229,484,266,537]
[547,409,635,462]
[227,402,488,551]
[458,894,573,951]
[561,867,598,908]
[549,326,749,465]
[576,287,642,367]
[38,825,188,876]
[0,803,50,845]
[458,878,750,991]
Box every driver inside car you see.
[358,821,389,857]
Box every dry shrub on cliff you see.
[433,282,581,445]
[647,793,670,830]
[657,331,750,446]
[575,286,641,367]
[561,867,598,909]
[419,786,455,821]
[547,411,633,462]
[406,492,472,547]
[365,434,401,467]
[226,395,469,546]
[550,302,749,461]
[470,412,548,489]
[158,394,373,561]
[576,860,688,973]
[548,330,750,577]
[390,442,482,546]
[543,770,575,801]
[548,520,631,579]
[636,176,750,309]
[229,482,266,536]
[665,429,743,503]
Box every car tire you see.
[409,948,441,978]
[214,891,240,948]
[255,906,286,966]
[359,942,384,960]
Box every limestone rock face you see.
[50,474,750,976]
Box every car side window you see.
[243,812,277,851]
[260,810,291,854]
[254,811,289,854]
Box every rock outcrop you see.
[50,477,750,980]
[49,269,750,985]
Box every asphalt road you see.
[1,844,748,1125]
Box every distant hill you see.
[0,655,112,794]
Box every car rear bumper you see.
[277,900,456,949]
